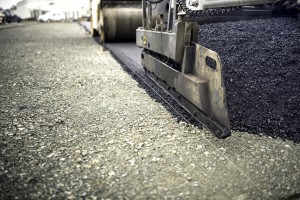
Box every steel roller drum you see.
[101,5,142,42]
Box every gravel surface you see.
[198,17,300,142]
[105,43,199,125]
[0,22,300,199]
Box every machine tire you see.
[91,28,99,37]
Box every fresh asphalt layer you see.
[0,22,299,199]
[198,17,300,142]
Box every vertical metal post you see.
[142,0,147,28]
[167,0,174,31]
[147,1,152,29]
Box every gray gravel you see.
[0,22,300,199]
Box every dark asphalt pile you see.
[198,17,300,142]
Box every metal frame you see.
[136,0,283,138]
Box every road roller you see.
[90,0,142,42]
[136,0,299,138]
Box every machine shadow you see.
[104,44,203,129]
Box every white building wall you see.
[14,0,31,19]
[14,0,89,20]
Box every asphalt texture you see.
[0,22,300,199]
[198,17,300,142]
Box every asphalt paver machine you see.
[90,0,299,138]
[136,0,299,138]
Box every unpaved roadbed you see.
[0,23,299,199]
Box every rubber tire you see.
[91,28,99,37]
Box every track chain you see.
[275,0,299,10]
[176,0,299,18]
[176,0,240,18]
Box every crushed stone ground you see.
[0,22,299,199]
